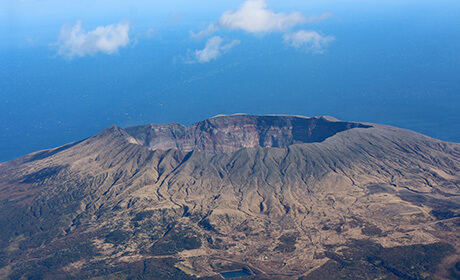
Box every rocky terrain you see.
[0,114,459,279]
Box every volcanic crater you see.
[0,114,459,280]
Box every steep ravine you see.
[0,114,459,279]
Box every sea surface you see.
[1,1,459,162]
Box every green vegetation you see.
[151,225,202,256]
[375,242,454,279]
[0,200,70,253]
[302,241,455,280]
[451,261,460,279]
[10,257,199,280]
[198,218,216,232]
[361,224,383,236]
[211,261,246,272]
[21,166,67,183]
[7,241,97,280]
[207,235,224,249]
[430,209,457,220]
[132,208,180,233]
[131,210,155,222]
[83,258,196,280]
[40,242,95,269]
[274,232,298,253]
[105,230,130,245]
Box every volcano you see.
[0,114,459,279]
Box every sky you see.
[1,0,460,161]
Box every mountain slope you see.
[0,115,459,279]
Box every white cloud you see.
[192,0,318,38]
[218,0,306,33]
[55,20,130,58]
[190,23,219,39]
[191,36,240,63]
[304,12,333,23]
[283,30,335,54]
[187,1,334,58]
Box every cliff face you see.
[124,115,370,153]
[0,114,459,280]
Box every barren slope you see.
[0,115,459,279]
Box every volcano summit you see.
[0,114,459,279]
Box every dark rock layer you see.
[124,115,370,153]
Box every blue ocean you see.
[1,0,459,162]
